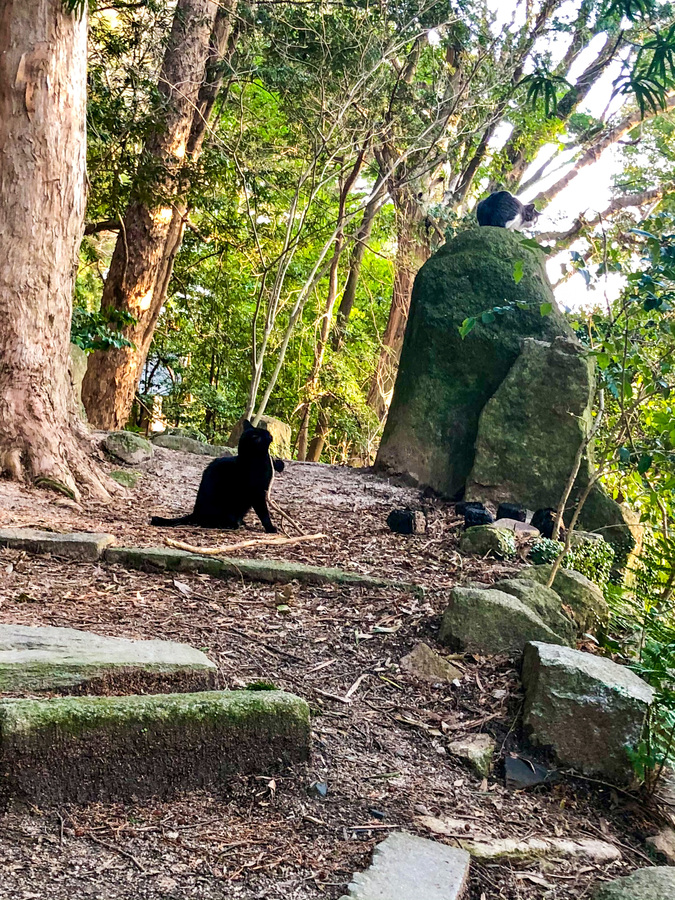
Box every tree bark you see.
[367,196,430,420]
[0,0,111,500]
[81,0,221,430]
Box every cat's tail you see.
[150,514,195,527]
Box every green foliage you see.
[520,70,571,117]
[529,537,615,589]
[71,307,136,353]
[604,535,675,784]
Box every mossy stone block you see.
[0,527,114,561]
[0,689,310,804]
[526,564,609,633]
[104,431,153,466]
[459,525,516,559]
[592,868,675,900]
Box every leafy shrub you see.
[71,306,137,353]
[529,535,615,589]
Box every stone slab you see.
[593,867,675,900]
[339,832,470,900]
[0,624,217,695]
[105,545,410,591]
[0,527,114,561]
[152,434,234,457]
[0,689,310,804]
[523,641,654,783]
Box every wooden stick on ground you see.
[267,497,306,536]
[164,533,326,556]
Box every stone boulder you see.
[153,433,234,457]
[525,565,609,633]
[460,525,516,559]
[466,336,633,562]
[229,415,291,459]
[494,578,576,644]
[447,733,495,777]
[0,624,217,694]
[104,431,154,466]
[592,868,675,900]
[438,587,568,655]
[522,641,654,784]
[375,227,573,497]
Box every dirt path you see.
[0,449,662,899]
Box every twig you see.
[268,498,306,535]
[164,532,326,556]
[87,835,146,873]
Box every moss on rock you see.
[0,690,310,804]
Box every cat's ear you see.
[242,419,253,431]
[525,203,537,216]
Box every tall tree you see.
[81,0,222,430]
[0,0,110,499]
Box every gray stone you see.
[339,832,470,900]
[522,641,655,784]
[105,545,411,591]
[0,689,310,804]
[462,837,620,863]
[460,525,516,559]
[376,228,572,498]
[493,518,540,538]
[448,733,495,777]
[0,624,217,694]
[494,578,576,643]
[400,643,462,683]
[104,431,154,466]
[592,868,675,900]
[229,415,292,459]
[152,434,235,457]
[466,337,633,562]
[525,565,609,633]
[0,527,114,561]
[646,829,675,865]
[69,343,88,420]
[438,587,568,656]
[570,531,606,546]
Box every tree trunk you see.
[367,198,429,420]
[0,0,111,500]
[81,0,221,430]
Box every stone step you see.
[105,545,408,590]
[0,689,310,804]
[0,527,114,561]
[0,624,217,695]
[339,832,470,900]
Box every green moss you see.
[460,525,516,559]
[110,470,142,488]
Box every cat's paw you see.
[265,525,279,534]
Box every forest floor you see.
[0,444,670,900]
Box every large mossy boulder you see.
[438,586,569,655]
[522,641,654,784]
[525,564,609,634]
[494,578,576,644]
[104,431,154,466]
[375,227,572,496]
[466,336,633,561]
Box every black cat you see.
[476,191,539,231]
[151,420,279,533]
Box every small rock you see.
[497,503,526,522]
[491,689,507,700]
[387,509,427,535]
[310,781,328,799]
[462,836,621,863]
[493,518,540,537]
[447,733,495,778]
[504,755,559,790]
[522,641,655,784]
[104,431,153,466]
[646,828,675,865]
[592,867,675,900]
[460,525,516,559]
[400,643,463,683]
[110,470,141,488]
[438,586,567,655]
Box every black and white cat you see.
[476,191,539,231]
[150,420,280,533]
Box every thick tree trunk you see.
[367,200,429,420]
[0,0,111,500]
[81,0,221,430]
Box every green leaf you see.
[637,454,653,474]
[459,317,477,339]
[481,311,496,324]
[539,302,553,317]
[618,447,631,463]
[513,260,524,284]
[596,352,610,370]
[520,237,552,254]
